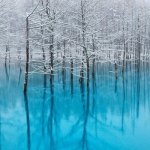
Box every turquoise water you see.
[0,62,150,150]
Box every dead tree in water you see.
[137,15,141,71]
[62,40,66,75]
[92,35,95,77]
[5,44,9,67]
[115,62,118,93]
[79,59,84,83]
[79,0,90,86]
[23,0,41,93]
[71,56,73,97]
[41,0,46,70]
[115,61,118,79]
[122,3,126,73]
[24,17,29,94]
[45,0,56,82]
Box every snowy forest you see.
[1,0,150,87]
[1,0,150,150]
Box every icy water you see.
[0,62,150,150]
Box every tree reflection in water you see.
[0,62,150,150]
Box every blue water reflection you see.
[0,62,150,150]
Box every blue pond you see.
[0,61,150,150]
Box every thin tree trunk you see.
[71,58,73,97]
[24,17,29,94]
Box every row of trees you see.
[1,0,150,91]
[0,0,26,67]
[23,0,150,89]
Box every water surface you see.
[0,62,150,150]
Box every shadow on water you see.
[82,80,90,150]
[5,63,9,81]
[18,69,22,85]
[0,105,1,150]
[1,61,150,150]
[42,74,46,137]
[49,73,54,150]
[24,94,30,150]
[121,72,125,133]
[92,64,96,116]
[136,67,140,118]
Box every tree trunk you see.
[24,17,29,94]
